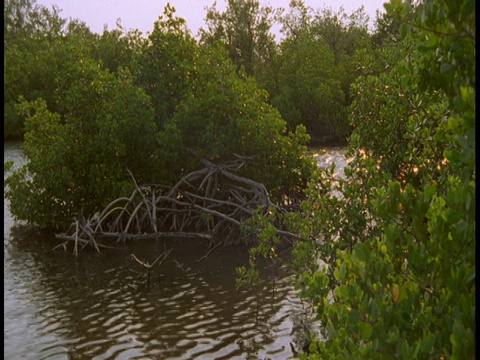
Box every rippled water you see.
[4,141,348,360]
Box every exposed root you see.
[54,157,301,255]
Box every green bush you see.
[287,0,475,358]
[161,42,316,200]
[5,61,158,229]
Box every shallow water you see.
[309,146,350,178]
[4,141,348,360]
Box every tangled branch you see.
[55,157,300,255]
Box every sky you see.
[36,0,387,39]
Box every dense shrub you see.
[285,0,475,358]
[5,61,158,228]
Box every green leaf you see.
[353,242,368,262]
[385,223,399,243]
[359,322,373,340]
[4,161,14,173]
[423,184,437,199]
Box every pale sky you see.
[36,0,386,39]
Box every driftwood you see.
[54,156,300,255]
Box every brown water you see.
[4,141,348,360]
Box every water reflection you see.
[5,142,347,359]
[6,218,309,359]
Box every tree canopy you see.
[4,1,316,229]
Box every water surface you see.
[4,141,348,359]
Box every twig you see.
[195,242,223,262]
